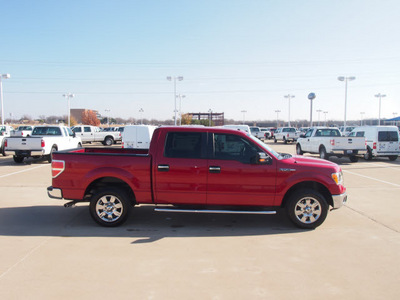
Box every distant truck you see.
[348,126,400,161]
[296,127,366,162]
[47,126,347,229]
[11,125,34,137]
[274,127,299,143]
[0,125,14,156]
[72,125,121,146]
[5,125,82,163]
[122,125,157,149]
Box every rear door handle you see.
[209,166,221,173]
[158,165,170,172]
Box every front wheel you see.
[89,188,130,227]
[388,155,398,161]
[286,189,329,229]
[349,155,358,162]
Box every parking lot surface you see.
[0,141,399,299]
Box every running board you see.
[154,207,276,215]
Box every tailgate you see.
[333,137,365,150]
[6,136,43,150]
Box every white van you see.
[122,125,157,149]
[349,126,400,161]
[222,125,251,134]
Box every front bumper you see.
[332,192,347,209]
[47,186,63,199]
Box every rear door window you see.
[164,132,205,159]
[378,131,399,142]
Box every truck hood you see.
[281,155,341,171]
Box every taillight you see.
[373,142,377,149]
[41,139,45,148]
[4,139,7,148]
[330,139,335,146]
[287,133,289,138]
[122,142,124,148]
[51,160,65,178]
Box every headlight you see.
[331,171,343,185]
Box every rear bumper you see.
[47,186,63,199]
[332,192,347,209]
[329,149,367,156]
[5,150,44,156]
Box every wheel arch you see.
[281,181,333,208]
[84,176,136,205]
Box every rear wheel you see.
[388,155,398,161]
[364,147,373,161]
[349,155,358,162]
[103,137,113,146]
[47,146,57,163]
[89,188,130,227]
[13,155,24,163]
[286,189,329,229]
[296,144,303,155]
[274,138,277,143]
[283,137,287,144]
[319,146,329,160]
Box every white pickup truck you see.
[72,125,121,146]
[11,125,34,137]
[274,127,299,144]
[0,125,14,156]
[296,127,366,162]
[4,125,82,163]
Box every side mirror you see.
[300,134,306,138]
[254,152,272,165]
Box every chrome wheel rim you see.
[95,195,123,222]
[294,197,321,224]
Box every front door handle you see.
[158,165,170,172]
[209,166,221,173]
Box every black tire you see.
[319,146,329,160]
[89,188,130,227]
[286,189,329,229]
[1,142,6,156]
[48,146,57,163]
[296,144,303,155]
[13,155,24,163]
[77,143,82,148]
[274,138,277,143]
[364,147,373,161]
[283,137,287,144]
[103,137,113,146]
[349,155,358,162]
[388,155,398,161]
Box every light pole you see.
[62,93,74,127]
[241,110,247,125]
[167,76,183,126]
[139,108,144,124]
[338,76,356,130]
[105,109,110,126]
[360,112,365,126]
[316,109,322,126]
[308,93,316,127]
[176,94,186,126]
[323,111,328,126]
[284,94,295,127]
[0,73,10,126]
[208,109,213,126]
[275,110,281,127]
[375,93,386,125]
[393,112,398,126]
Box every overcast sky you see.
[1,0,399,124]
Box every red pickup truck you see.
[47,127,347,229]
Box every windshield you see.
[247,134,286,159]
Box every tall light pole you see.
[275,110,281,127]
[241,110,247,125]
[176,94,186,126]
[308,93,316,127]
[0,73,11,126]
[316,109,322,126]
[375,93,386,125]
[284,94,295,127]
[393,112,398,126]
[62,93,74,127]
[167,76,183,126]
[360,112,365,126]
[139,108,144,124]
[338,76,356,130]
[323,111,328,126]
[105,109,110,126]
